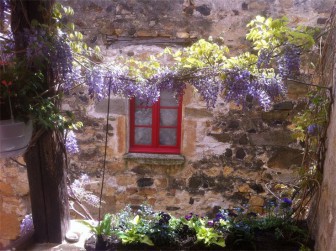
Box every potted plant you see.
[81,214,116,251]
[0,62,33,158]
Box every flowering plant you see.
[0,2,90,130]
[0,60,45,122]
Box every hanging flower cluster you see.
[1,2,315,155]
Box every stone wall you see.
[58,0,332,218]
[315,89,336,250]
[65,80,309,218]
[314,10,336,251]
[0,0,334,247]
[0,159,30,248]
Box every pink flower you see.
[1,80,12,87]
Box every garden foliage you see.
[83,204,311,250]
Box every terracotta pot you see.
[0,119,33,158]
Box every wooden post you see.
[25,130,69,243]
[10,0,70,243]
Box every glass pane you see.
[159,128,176,146]
[135,98,152,107]
[160,109,177,126]
[135,108,152,125]
[135,128,152,145]
[160,90,178,107]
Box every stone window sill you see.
[123,153,185,166]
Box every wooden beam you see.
[104,35,197,48]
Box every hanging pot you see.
[0,119,33,158]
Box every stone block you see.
[147,198,156,206]
[155,178,168,189]
[261,110,290,123]
[138,187,157,196]
[228,120,240,129]
[238,134,249,145]
[209,133,231,143]
[223,166,234,176]
[185,106,212,118]
[250,183,265,194]
[238,183,251,193]
[267,148,303,169]
[0,211,20,240]
[182,119,197,156]
[249,131,294,146]
[137,178,154,187]
[94,97,127,115]
[273,101,294,110]
[249,205,263,214]
[205,167,222,177]
[236,148,246,159]
[249,196,265,207]
[166,206,181,211]
[127,195,146,205]
[241,2,248,10]
[117,116,126,155]
[286,80,309,99]
[0,182,14,196]
[176,32,190,38]
[116,175,137,186]
[126,187,138,195]
[224,148,233,158]
[105,187,117,196]
[195,4,211,16]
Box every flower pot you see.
[0,119,33,158]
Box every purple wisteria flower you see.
[257,49,272,68]
[68,174,102,207]
[307,124,319,136]
[65,130,79,154]
[20,214,34,236]
[277,44,301,79]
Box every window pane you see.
[160,109,177,126]
[135,108,152,125]
[160,128,176,145]
[135,128,152,145]
[135,98,152,107]
[160,90,178,107]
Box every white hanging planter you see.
[0,119,33,158]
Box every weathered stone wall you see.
[0,159,30,248]
[0,0,334,247]
[315,90,336,250]
[65,81,309,218]
[58,0,332,218]
[314,12,336,251]
[58,0,333,218]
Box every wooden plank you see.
[25,140,48,243]
[25,131,69,243]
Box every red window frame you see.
[129,94,182,154]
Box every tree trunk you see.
[10,0,69,243]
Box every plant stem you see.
[8,94,14,121]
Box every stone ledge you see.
[123,153,185,166]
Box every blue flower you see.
[307,124,319,136]
[282,198,292,205]
[214,213,226,222]
[185,212,193,221]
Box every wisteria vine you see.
[1,3,313,156]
